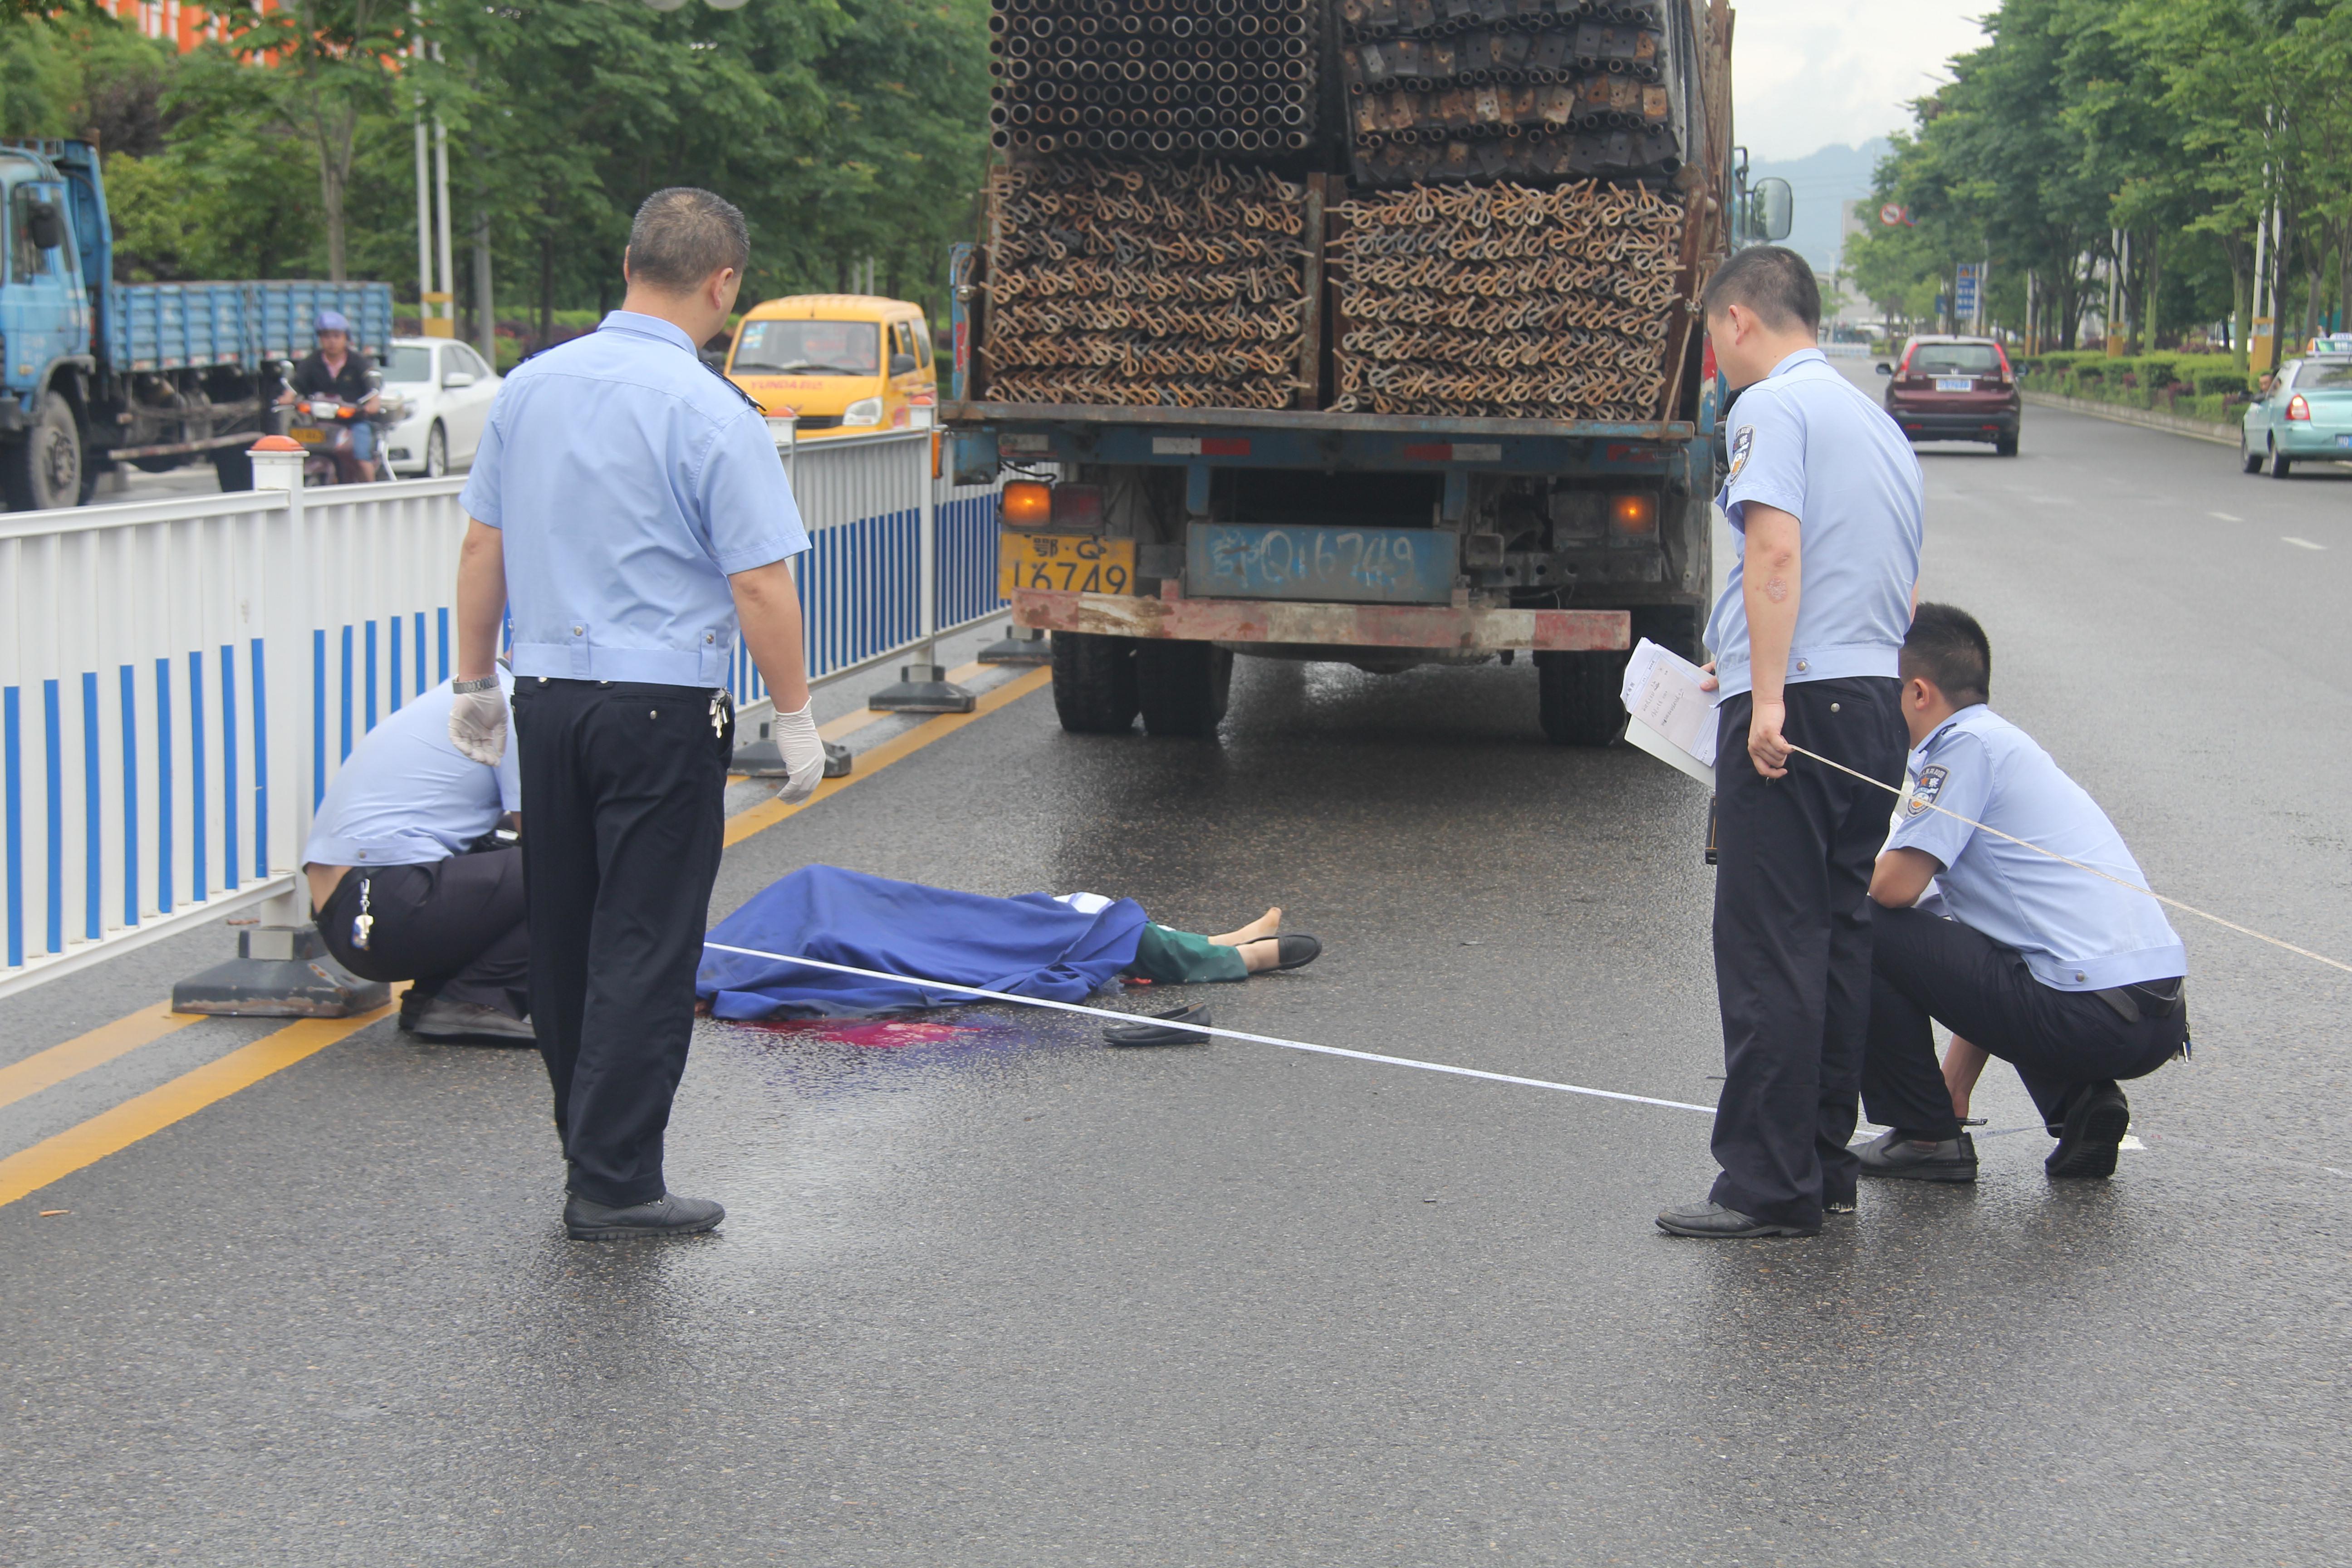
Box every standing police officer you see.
[448,188,829,1241]
[1657,246,1924,1240]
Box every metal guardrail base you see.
[172,925,390,1018]
[978,626,1053,665]
[868,664,979,714]
[732,725,853,780]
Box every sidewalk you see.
[2020,388,2239,447]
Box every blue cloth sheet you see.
[697,865,1149,1019]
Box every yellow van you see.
[725,294,938,438]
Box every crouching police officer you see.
[448,187,828,1242]
[1657,245,1924,1240]
[1858,603,2187,1183]
[305,665,530,1043]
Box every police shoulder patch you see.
[1907,764,1949,816]
[1727,424,1754,480]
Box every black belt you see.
[2093,978,2184,1024]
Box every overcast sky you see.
[1730,0,1992,161]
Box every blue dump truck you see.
[946,0,1746,745]
[0,137,392,509]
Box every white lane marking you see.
[2210,511,2244,522]
[2283,536,2327,550]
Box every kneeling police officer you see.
[1860,603,2188,1183]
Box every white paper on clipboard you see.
[1617,637,1717,789]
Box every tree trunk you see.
[538,230,554,354]
[2228,242,2252,373]
[2144,237,2162,353]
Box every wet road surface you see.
[5,392,2349,1565]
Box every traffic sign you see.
[1879,202,1908,227]
[1954,262,1980,317]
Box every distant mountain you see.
[1749,139,1891,274]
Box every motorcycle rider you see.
[279,309,382,481]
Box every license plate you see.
[1935,377,1974,392]
[289,426,327,444]
[999,532,1135,596]
[2337,434,2352,448]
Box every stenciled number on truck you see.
[1207,528,1415,594]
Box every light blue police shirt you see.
[1704,348,1923,701]
[458,311,808,687]
[303,672,521,868]
[1887,706,2186,991]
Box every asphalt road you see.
[5,385,2348,1566]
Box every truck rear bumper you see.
[1010,588,1629,653]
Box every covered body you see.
[699,866,1150,1019]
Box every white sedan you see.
[379,337,501,477]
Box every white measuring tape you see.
[701,940,1716,1115]
[1785,742,2352,978]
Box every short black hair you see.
[1902,602,1991,706]
[1701,245,1820,333]
[627,187,749,292]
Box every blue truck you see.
[0,137,393,509]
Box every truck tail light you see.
[1002,480,1052,525]
[2288,393,2312,421]
[1609,492,1657,539]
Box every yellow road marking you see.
[0,1001,208,1113]
[0,991,404,1210]
[725,665,1053,848]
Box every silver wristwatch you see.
[450,675,500,694]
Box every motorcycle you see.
[276,362,405,486]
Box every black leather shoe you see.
[1272,935,1321,971]
[1655,1201,1819,1238]
[408,995,537,1045]
[2047,1083,2130,1179]
[1857,1129,1978,1182]
[564,1191,725,1241]
[1102,1003,1211,1046]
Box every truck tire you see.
[1051,631,1139,734]
[1536,650,1628,746]
[212,445,255,492]
[2,393,84,512]
[1135,640,1232,738]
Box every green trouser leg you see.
[1127,923,1250,984]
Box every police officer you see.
[447,188,829,1241]
[1657,246,1924,1240]
[1857,603,2187,1183]
[304,663,531,1044]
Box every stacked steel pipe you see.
[1326,180,1685,419]
[982,159,1310,409]
[1338,0,1686,187]
[988,0,1318,158]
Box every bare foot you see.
[1209,906,1281,946]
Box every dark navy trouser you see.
[1709,677,1906,1230]
[512,677,730,1209]
[1863,904,2185,1141]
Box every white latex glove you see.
[772,697,826,806]
[449,685,508,766]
